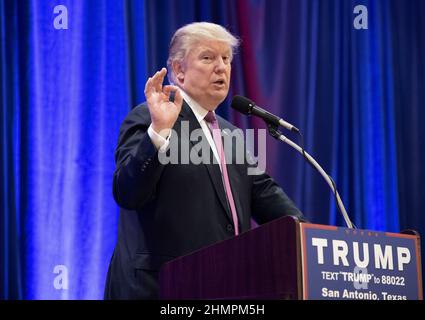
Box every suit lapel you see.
[178,101,233,223]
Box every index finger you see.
[151,68,167,92]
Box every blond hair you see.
[167,22,240,83]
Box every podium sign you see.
[300,223,423,300]
[160,217,422,300]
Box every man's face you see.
[175,40,232,110]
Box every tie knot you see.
[204,111,217,124]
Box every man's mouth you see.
[213,80,226,86]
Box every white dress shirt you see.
[147,89,221,168]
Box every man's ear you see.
[172,61,185,84]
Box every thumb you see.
[173,88,183,107]
[163,86,183,106]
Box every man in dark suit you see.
[104,22,304,299]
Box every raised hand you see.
[144,68,183,135]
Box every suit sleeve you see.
[251,171,307,224]
[112,105,165,210]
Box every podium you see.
[159,216,423,300]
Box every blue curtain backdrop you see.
[1,0,424,299]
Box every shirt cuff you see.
[147,125,171,152]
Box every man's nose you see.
[214,57,227,72]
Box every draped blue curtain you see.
[1,0,147,299]
[1,0,424,299]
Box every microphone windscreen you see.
[231,95,255,115]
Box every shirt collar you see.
[180,90,213,123]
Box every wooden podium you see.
[159,216,422,300]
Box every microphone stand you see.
[267,124,355,229]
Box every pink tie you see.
[204,111,239,236]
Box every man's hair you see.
[167,22,240,84]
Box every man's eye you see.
[202,56,212,61]
[223,56,230,63]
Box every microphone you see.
[231,95,299,133]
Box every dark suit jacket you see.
[104,101,304,299]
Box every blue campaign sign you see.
[300,224,423,300]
